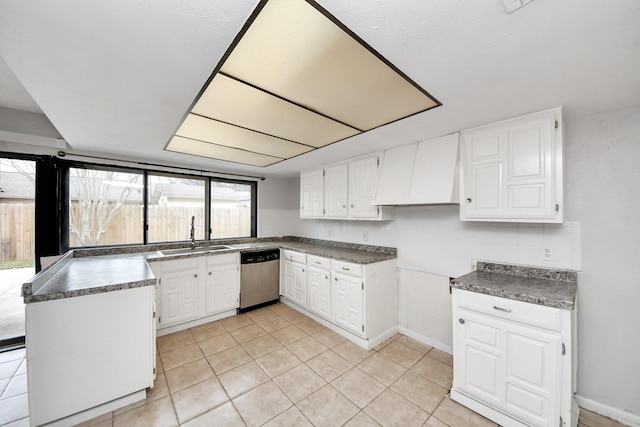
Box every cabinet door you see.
[349,154,380,218]
[283,260,296,301]
[324,163,348,218]
[455,307,562,427]
[460,108,562,222]
[504,322,561,427]
[332,273,363,336]
[454,308,504,407]
[300,169,324,217]
[159,263,200,327]
[206,262,239,314]
[292,263,307,307]
[308,266,331,319]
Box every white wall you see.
[564,106,640,418]
[287,106,640,420]
[257,176,300,238]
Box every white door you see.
[454,308,562,427]
[324,163,348,218]
[308,267,331,319]
[454,309,504,407]
[461,109,560,221]
[349,155,380,218]
[283,260,296,301]
[206,263,239,314]
[300,169,324,217]
[503,323,561,427]
[160,267,200,327]
[332,273,363,336]
[292,263,307,307]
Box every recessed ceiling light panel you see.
[166,0,441,167]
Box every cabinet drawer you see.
[331,259,362,277]
[455,289,561,332]
[283,250,306,265]
[307,255,330,270]
[206,252,238,267]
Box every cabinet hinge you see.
[555,119,559,129]
[153,311,156,319]
[377,156,380,167]
[562,342,566,356]
[323,209,326,214]
[158,316,161,324]
[362,324,364,332]
[153,367,156,375]
[555,204,559,212]
[158,278,161,285]
[361,282,364,290]
[323,169,326,176]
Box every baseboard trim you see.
[575,395,640,427]
[398,327,453,354]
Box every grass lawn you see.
[0,259,35,270]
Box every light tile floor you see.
[0,303,630,427]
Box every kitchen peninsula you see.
[22,237,397,426]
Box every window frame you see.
[61,160,257,250]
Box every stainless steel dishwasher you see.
[239,249,280,312]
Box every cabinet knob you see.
[208,272,212,275]
[325,275,328,279]
[459,318,465,324]
[335,277,338,281]
[194,274,198,278]
[342,205,346,208]
[351,204,354,208]
[465,198,472,203]
[302,269,305,273]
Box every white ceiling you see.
[0,0,638,178]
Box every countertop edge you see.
[450,280,576,310]
[24,238,398,303]
[24,278,157,304]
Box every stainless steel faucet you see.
[190,216,196,249]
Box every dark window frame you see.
[61,160,257,250]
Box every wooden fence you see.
[0,203,35,262]
[0,202,251,261]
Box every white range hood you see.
[373,133,460,205]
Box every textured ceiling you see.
[0,0,639,177]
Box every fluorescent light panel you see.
[167,0,441,167]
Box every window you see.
[147,174,206,243]
[66,163,256,248]
[211,181,253,239]
[68,167,144,247]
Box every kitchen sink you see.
[160,245,232,256]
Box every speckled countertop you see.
[22,237,396,303]
[451,262,577,310]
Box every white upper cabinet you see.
[324,163,348,218]
[348,154,382,218]
[300,153,393,221]
[373,133,460,205]
[460,108,563,223]
[300,168,324,218]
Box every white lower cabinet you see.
[452,289,577,427]
[280,251,397,350]
[307,255,331,320]
[157,257,201,327]
[206,253,240,315]
[281,250,307,307]
[150,252,239,333]
[26,286,155,426]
